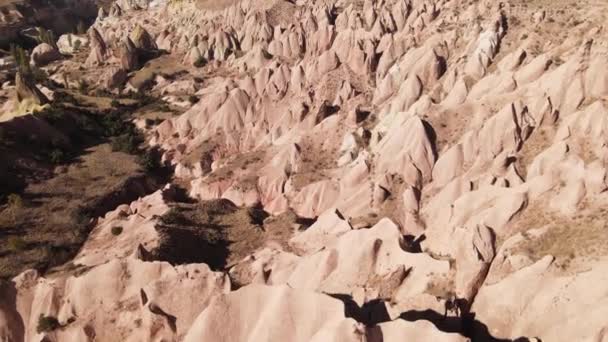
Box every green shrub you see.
[193,57,206,68]
[7,237,27,251]
[76,21,86,35]
[138,150,160,171]
[161,208,184,225]
[100,111,127,137]
[73,39,82,51]
[71,206,92,225]
[7,193,23,209]
[78,80,88,92]
[188,95,199,104]
[110,133,140,154]
[37,315,60,333]
[37,105,67,125]
[111,226,123,236]
[10,44,31,75]
[36,28,57,49]
[49,149,65,164]
[110,99,120,107]
[145,118,165,127]
[192,35,199,48]
[62,73,69,89]
[32,67,49,84]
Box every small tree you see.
[188,95,199,104]
[36,28,57,49]
[76,20,86,35]
[161,208,184,225]
[110,133,140,154]
[78,79,88,92]
[138,150,160,172]
[37,315,60,333]
[7,193,23,209]
[7,237,27,251]
[10,44,31,75]
[49,149,65,164]
[192,35,199,48]
[62,73,69,89]
[193,56,206,68]
[111,226,123,236]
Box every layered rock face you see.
[3,0,608,341]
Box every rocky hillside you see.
[0,0,99,48]
[1,0,608,340]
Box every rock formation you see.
[85,27,110,66]
[56,34,88,54]
[14,72,48,105]
[30,43,61,66]
[119,37,140,71]
[2,0,608,340]
[130,24,158,51]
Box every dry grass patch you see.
[508,200,608,273]
[0,144,155,279]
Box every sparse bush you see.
[193,57,206,68]
[49,149,66,164]
[100,110,128,137]
[111,226,123,236]
[156,103,171,112]
[36,27,57,49]
[188,95,199,104]
[37,105,67,125]
[7,237,27,251]
[110,99,120,107]
[76,21,86,35]
[32,67,50,85]
[138,150,160,172]
[10,44,31,75]
[37,315,60,333]
[162,208,185,225]
[7,193,23,209]
[110,133,140,154]
[53,91,76,103]
[145,118,165,127]
[73,39,82,51]
[247,207,269,225]
[78,79,88,92]
[62,73,69,89]
[71,206,92,225]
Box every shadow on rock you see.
[400,309,541,342]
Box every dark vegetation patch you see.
[0,90,169,279]
[154,199,270,270]
[36,315,60,333]
[155,200,304,289]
